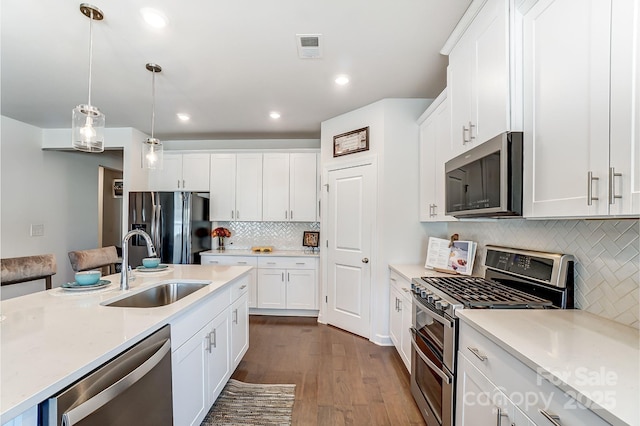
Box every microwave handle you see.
[410,329,452,384]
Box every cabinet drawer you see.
[257,256,316,269]
[230,274,250,302]
[389,270,411,294]
[458,321,610,426]
[171,286,230,350]
[201,255,257,267]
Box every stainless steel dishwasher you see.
[42,325,173,426]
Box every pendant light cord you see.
[87,8,94,107]
[151,69,156,139]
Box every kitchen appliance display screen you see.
[446,151,501,212]
[485,250,554,283]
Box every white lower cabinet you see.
[257,257,317,310]
[200,255,257,308]
[457,321,610,426]
[388,270,412,372]
[171,274,250,426]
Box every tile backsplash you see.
[213,221,320,251]
[437,219,639,329]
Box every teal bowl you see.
[75,270,101,285]
[142,257,161,268]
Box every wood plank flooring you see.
[231,315,426,425]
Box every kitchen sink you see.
[104,282,209,308]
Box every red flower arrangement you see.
[211,227,231,238]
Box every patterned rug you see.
[202,379,296,426]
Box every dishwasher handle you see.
[61,338,171,426]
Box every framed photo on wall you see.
[302,231,320,248]
[112,179,123,198]
[333,127,369,157]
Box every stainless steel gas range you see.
[409,245,574,426]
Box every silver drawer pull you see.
[295,262,306,265]
[539,409,561,425]
[237,261,247,265]
[467,346,487,361]
[239,285,247,290]
[402,288,410,292]
[267,262,276,265]
[390,277,397,282]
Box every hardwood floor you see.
[231,315,426,425]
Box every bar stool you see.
[1,254,57,290]
[68,246,120,275]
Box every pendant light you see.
[72,3,105,152]
[142,63,163,169]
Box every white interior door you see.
[325,163,374,339]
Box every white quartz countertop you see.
[389,263,457,281]
[0,264,251,422]
[457,309,640,426]
[201,249,319,257]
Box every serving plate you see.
[135,264,169,272]
[61,280,111,291]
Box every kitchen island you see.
[0,264,252,424]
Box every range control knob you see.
[428,294,440,303]
[420,289,428,298]
[436,300,449,310]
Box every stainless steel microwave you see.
[444,132,523,218]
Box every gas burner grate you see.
[420,276,553,308]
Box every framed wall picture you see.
[333,126,369,157]
[302,231,320,248]
[112,179,123,198]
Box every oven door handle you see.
[410,328,452,385]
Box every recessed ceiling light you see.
[140,8,168,28]
[270,112,281,119]
[177,113,190,122]
[335,75,350,85]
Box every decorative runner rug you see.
[201,379,296,426]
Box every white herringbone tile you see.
[447,218,640,329]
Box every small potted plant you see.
[211,227,231,251]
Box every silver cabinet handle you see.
[233,308,238,324]
[182,179,185,188]
[177,179,180,188]
[402,288,410,292]
[587,171,600,205]
[239,284,247,290]
[467,346,487,361]
[539,409,561,425]
[462,124,469,144]
[210,260,219,264]
[290,210,293,220]
[362,258,369,263]
[295,262,306,265]
[432,204,437,217]
[211,329,217,349]
[236,210,239,219]
[285,210,288,219]
[390,277,397,282]
[496,407,510,426]
[281,272,285,281]
[62,339,171,426]
[287,272,290,281]
[397,298,401,311]
[609,167,622,204]
[267,262,276,265]
[231,210,234,219]
[205,333,212,353]
[469,122,476,140]
[394,297,398,311]
[237,261,247,265]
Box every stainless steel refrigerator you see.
[128,192,211,267]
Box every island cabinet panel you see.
[170,275,249,425]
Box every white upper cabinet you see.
[210,153,263,221]
[522,0,639,217]
[418,91,457,222]
[263,153,317,222]
[446,0,516,157]
[149,153,210,191]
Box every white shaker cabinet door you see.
[286,268,316,309]
[149,153,182,191]
[181,153,210,191]
[262,153,290,221]
[207,310,230,406]
[172,325,209,426]
[235,153,263,221]
[289,153,317,222]
[257,269,286,309]
[523,0,611,217]
[210,154,236,221]
[230,292,249,369]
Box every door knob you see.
[362,258,369,263]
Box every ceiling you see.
[1,0,471,140]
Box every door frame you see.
[319,155,378,340]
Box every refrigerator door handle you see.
[155,204,162,260]
[183,193,192,263]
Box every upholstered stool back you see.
[1,254,57,290]
[68,246,120,274]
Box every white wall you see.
[1,116,122,298]
[320,98,431,344]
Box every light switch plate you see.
[30,224,44,237]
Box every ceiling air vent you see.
[296,34,322,59]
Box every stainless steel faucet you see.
[121,229,157,290]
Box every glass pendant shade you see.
[142,137,163,169]
[72,104,105,152]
